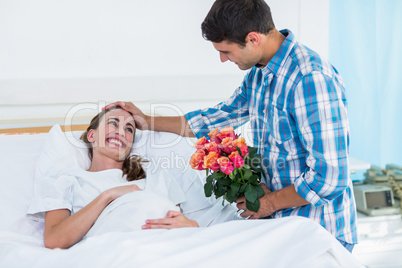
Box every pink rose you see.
[203,152,220,171]
[228,151,245,168]
[233,137,249,157]
[190,149,206,170]
[219,126,237,139]
[204,142,221,154]
[217,156,234,175]
[220,137,236,155]
[194,136,209,149]
[208,128,221,144]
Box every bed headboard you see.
[0,124,89,135]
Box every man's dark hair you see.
[201,0,275,46]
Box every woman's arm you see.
[44,184,141,249]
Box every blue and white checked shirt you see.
[185,30,357,244]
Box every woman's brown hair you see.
[80,106,147,181]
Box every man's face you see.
[212,40,260,70]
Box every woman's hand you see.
[104,184,142,203]
[102,101,150,130]
[142,210,199,230]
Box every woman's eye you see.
[126,128,134,134]
[109,121,117,127]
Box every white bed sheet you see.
[0,132,363,267]
[0,217,362,268]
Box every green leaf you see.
[248,146,258,156]
[214,180,225,198]
[253,153,262,160]
[245,184,258,203]
[239,183,247,194]
[230,181,241,197]
[225,190,236,203]
[249,149,259,156]
[204,177,213,197]
[249,175,259,184]
[249,154,262,169]
[243,169,253,180]
[215,190,225,199]
[215,179,223,189]
[246,199,260,212]
[212,172,225,179]
[252,167,264,173]
[256,184,265,198]
[233,169,238,176]
[220,177,231,186]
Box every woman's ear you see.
[87,129,95,143]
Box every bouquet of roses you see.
[189,127,264,212]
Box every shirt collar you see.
[258,29,296,77]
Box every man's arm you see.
[291,72,350,207]
[148,115,195,137]
[103,101,195,137]
[105,71,253,139]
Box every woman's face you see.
[88,109,136,161]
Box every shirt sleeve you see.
[27,174,75,222]
[185,72,253,139]
[291,71,350,207]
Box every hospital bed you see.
[0,125,363,268]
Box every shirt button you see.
[263,110,267,114]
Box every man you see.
[106,0,357,252]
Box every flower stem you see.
[239,168,245,183]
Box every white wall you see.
[0,0,329,128]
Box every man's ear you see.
[87,129,95,143]
[246,32,260,46]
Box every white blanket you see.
[0,131,363,267]
[86,191,180,237]
[0,217,362,268]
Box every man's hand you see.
[236,183,275,219]
[237,184,310,219]
[142,210,199,230]
[102,101,150,130]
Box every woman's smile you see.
[106,136,125,148]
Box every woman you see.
[28,106,198,249]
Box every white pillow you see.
[35,125,90,179]
[35,124,198,181]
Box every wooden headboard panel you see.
[0,124,89,134]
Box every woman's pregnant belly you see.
[86,190,179,238]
